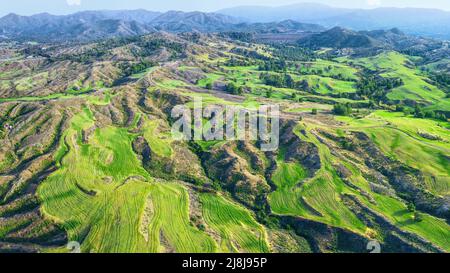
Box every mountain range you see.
[1,3,450,41]
[219,3,450,39]
[0,10,324,41]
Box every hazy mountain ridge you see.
[218,3,351,22]
[297,27,450,61]
[1,5,449,44]
[0,10,326,41]
[219,3,450,39]
[0,11,156,41]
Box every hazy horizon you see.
[1,0,450,17]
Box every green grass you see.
[146,183,217,253]
[337,111,450,195]
[329,154,450,251]
[129,67,158,79]
[369,192,450,251]
[304,112,450,250]
[197,73,223,88]
[297,59,359,81]
[85,90,113,106]
[268,134,367,234]
[0,151,15,173]
[268,162,309,215]
[200,193,270,253]
[65,79,96,95]
[292,74,357,94]
[142,118,173,158]
[350,52,447,109]
[38,109,156,252]
[38,108,216,253]
[219,64,357,99]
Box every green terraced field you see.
[2,30,449,254]
[268,141,367,235]
[197,73,223,88]
[146,183,216,253]
[200,193,270,253]
[38,109,156,252]
[142,118,173,158]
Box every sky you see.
[1,0,450,16]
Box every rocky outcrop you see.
[203,142,270,208]
[280,120,321,177]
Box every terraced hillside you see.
[0,33,449,253]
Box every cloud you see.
[367,0,382,6]
[66,0,81,6]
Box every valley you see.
[0,28,449,253]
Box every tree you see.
[395,104,405,112]
[236,86,244,95]
[424,111,436,119]
[284,74,294,89]
[436,112,448,121]
[413,212,423,222]
[311,108,318,115]
[414,105,425,118]
[205,82,213,90]
[333,103,352,116]
[226,82,238,94]
[407,202,416,213]
[403,108,411,116]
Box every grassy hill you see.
[0,32,449,253]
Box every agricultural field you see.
[0,30,449,254]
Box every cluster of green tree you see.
[225,82,244,95]
[54,47,107,64]
[412,105,448,121]
[297,64,355,82]
[356,74,403,102]
[52,36,141,63]
[135,39,185,58]
[259,73,313,94]
[231,47,270,61]
[259,72,294,88]
[407,202,424,223]
[430,72,450,89]
[22,45,50,58]
[219,32,254,42]
[393,104,447,121]
[333,103,352,116]
[258,60,287,72]
[119,60,157,77]
[53,36,185,64]
[179,32,202,43]
[271,44,316,62]
[223,57,253,67]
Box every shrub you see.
[333,103,352,116]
